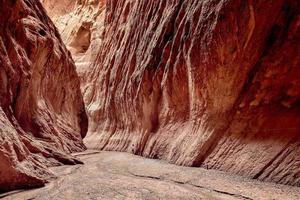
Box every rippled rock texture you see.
[44,0,300,186]
[0,0,87,192]
[86,0,300,186]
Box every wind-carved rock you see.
[43,0,300,186]
[0,0,88,192]
[41,0,106,87]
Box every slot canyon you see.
[0,0,299,199]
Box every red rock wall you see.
[81,0,300,186]
[0,0,87,192]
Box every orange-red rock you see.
[0,0,87,192]
[41,0,106,85]
[43,0,300,186]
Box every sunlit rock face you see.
[0,0,87,192]
[44,0,300,186]
[41,0,106,86]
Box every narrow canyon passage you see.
[41,0,300,187]
[0,0,300,198]
[2,151,300,200]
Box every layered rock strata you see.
[0,0,88,192]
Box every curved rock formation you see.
[41,0,106,84]
[0,0,87,192]
[43,0,300,186]
[85,0,300,186]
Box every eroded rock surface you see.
[43,0,300,186]
[41,0,106,84]
[0,0,87,192]
[2,151,300,200]
[84,0,300,186]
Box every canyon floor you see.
[1,150,300,200]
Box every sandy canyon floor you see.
[1,150,300,200]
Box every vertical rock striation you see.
[0,0,88,192]
[43,0,300,186]
[84,0,300,186]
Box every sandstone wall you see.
[41,0,106,85]
[43,0,300,186]
[0,0,87,191]
[84,0,300,186]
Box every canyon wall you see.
[43,0,300,186]
[0,0,87,192]
[41,0,106,84]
